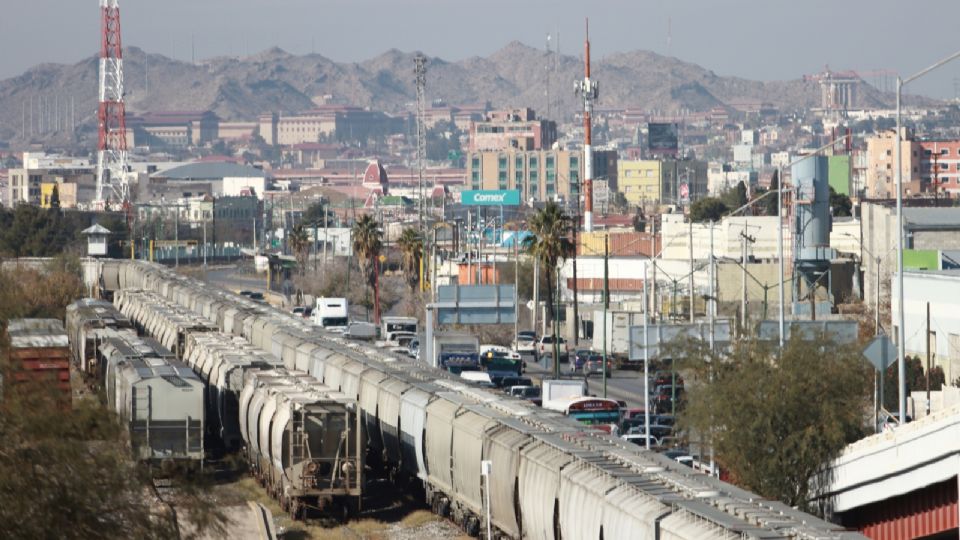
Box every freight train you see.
[111,289,364,519]
[82,259,865,540]
[65,299,204,463]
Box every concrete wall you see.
[892,270,960,383]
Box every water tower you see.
[792,157,834,317]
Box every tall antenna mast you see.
[414,54,427,232]
[95,0,129,208]
[545,33,551,120]
[575,18,599,232]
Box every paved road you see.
[521,353,650,409]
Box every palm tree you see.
[351,214,383,314]
[396,227,423,291]
[288,224,310,275]
[524,201,575,378]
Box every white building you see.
[892,270,960,382]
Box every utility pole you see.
[533,258,540,334]
[740,229,756,333]
[174,203,179,268]
[202,217,207,268]
[650,220,658,321]
[688,218,694,322]
[603,234,609,398]
[926,302,931,416]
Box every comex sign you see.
[460,189,521,206]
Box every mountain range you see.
[0,41,899,144]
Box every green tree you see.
[0,266,225,539]
[763,171,780,216]
[829,186,852,217]
[396,227,423,291]
[882,356,945,412]
[524,202,574,377]
[351,214,383,314]
[288,224,311,275]
[49,184,61,210]
[303,200,336,227]
[689,197,728,223]
[721,181,748,211]
[672,335,870,510]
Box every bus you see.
[542,396,621,433]
[479,345,523,379]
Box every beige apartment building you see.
[468,108,557,152]
[864,129,920,198]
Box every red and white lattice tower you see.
[95,0,128,207]
[575,19,598,232]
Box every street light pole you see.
[895,47,960,425]
[777,167,785,349]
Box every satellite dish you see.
[526,300,535,311]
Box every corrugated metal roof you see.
[152,162,267,180]
[7,319,68,348]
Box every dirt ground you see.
[213,474,469,540]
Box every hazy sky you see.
[6,0,960,99]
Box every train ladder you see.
[291,412,309,483]
[133,387,152,455]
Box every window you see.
[942,163,949,170]
[529,156,538,168]
[942,149,949,155]
[546,155,555,169]
[498,156,508,170]
[886,150,892,156]
[515,156,524,170]
[924,149,932,156]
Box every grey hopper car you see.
[65,298,134,375]
[240,369,363,518]
[100,333,204,463]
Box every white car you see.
[621,433,659,447]
[536,335,569,360]
[512,332,537,354]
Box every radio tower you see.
[414,54,427,232]
[575,19,599,232]
[95,0,129,208]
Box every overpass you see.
[818,405,960,539]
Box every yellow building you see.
[617,160,675,206]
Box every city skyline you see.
[5,0,960,100]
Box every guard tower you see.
[81,223,111,257]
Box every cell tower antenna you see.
[546,33,552,120]
[95,0,129,208]
[575,18,599,232]
[414,53,427,232]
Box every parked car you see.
[512,331,538,354]
[407,338,420,359]
[238,290,253,298]
[536,335,569,361]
